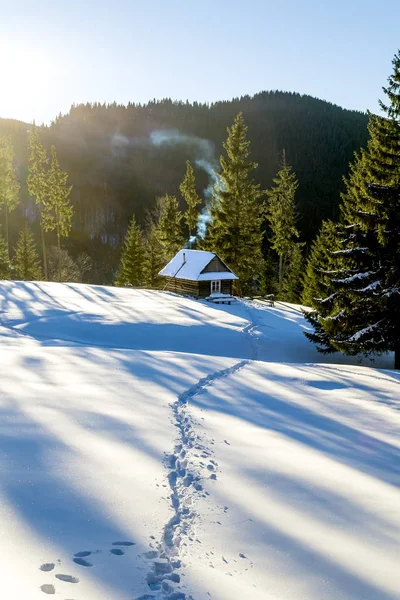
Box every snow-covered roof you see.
[159,249,238,281]
[198,272,238,281]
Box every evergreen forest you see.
[0,91,368,283]
[1,51,400,367]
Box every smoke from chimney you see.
[148,129,221,240]
[110,128,221,240]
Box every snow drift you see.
[0,281,398,600]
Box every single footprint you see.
[73,557,93,567]
[40,584,55,594]
[55,574,79,583]
[112,541,135,546]
[74,551,91,557]
[40,563,55,572]
[110,548,125,556]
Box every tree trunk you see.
[40,222,48,280]
[5,206,9,258]
[57,231,61,283]
[278,253,283,295]
[395,345,400,370]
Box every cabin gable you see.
[200,256,230,274]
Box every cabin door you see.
[210,280,221,294]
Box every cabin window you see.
[210,280,221,294]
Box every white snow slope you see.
[0,281,399,600]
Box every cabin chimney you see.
[183,252,186,264]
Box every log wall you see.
[163,277,233,299]
[164,277,200,298]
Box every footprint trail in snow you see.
[39,540,136,594]
[144,358,249,599]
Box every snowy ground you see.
[0,282,398,600]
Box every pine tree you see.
[262,250,279,296]
[27,125,49,279]
[362,183,400,367]
[180,160,202,247]
[301,220,339,307]
[45,146,73,282]
[341,50,400,228]
[0,136,20,257]
[204,113,264,295]
[304,218,387,357]
[14,223,42,281]
[304,50,400,367]
[283,243,304,303]
[115,215,146,286]
[156,194,184,261]
[266,152,300,295]
[143,226,164,288]
[0,230,11,279]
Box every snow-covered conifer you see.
[304,51,400,367]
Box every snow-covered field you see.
[0,281,398,600]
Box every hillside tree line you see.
[1,51,400,369]
[0,90,368,283]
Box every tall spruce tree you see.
[156,194,184,261]
[283,243,304,303]
[204,113,264,295]
[0,230,11,279]
[340,50,400,227]
[304,196,397,361]
[0,136,20,257]
[27,125,49,279]
[358,183,400,365]
[115,215,146,286]
[266,152,299,295]
[301,220,339,307]
[14,223,42,281]
[143,226,164,288]
[45,146,73,282]
[180,160,202,247]
[304,50,400,367]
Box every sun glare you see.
[0,39,54,123]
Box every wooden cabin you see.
[159,250,238,299]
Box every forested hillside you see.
[0,92,368,282]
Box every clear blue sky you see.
[1,0,399,124]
